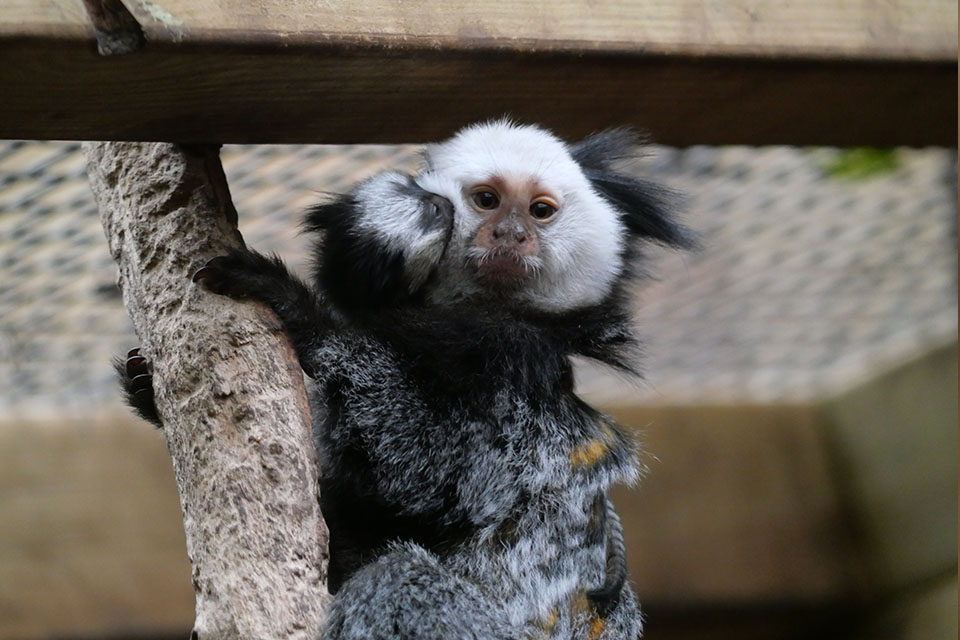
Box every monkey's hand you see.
[114,347,162,428]
[193,249,328,377]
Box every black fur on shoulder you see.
[359,290,642,405]
[304,196,411,313]
[571,129,696,250]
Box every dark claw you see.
[130,373,153,393]
[115,347,162,428]
[193,256,230,280]
[192,257,234,294]
[192,265,214,283]
[125,355,147,377]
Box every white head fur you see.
[415,119,627,312]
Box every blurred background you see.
[0,140,956,639]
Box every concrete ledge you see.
[0,417,193,639]
[0,343,954,637]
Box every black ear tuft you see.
[303,195,357,234]
[585,171,696,249]
[572,129,696,250]
[570,127,646,172]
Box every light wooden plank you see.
[7,0,957,60]
[0,1,90,38]
[0,407,849,640]
[0,417,193,640]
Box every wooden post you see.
[84,141,330,640]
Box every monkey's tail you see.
[586,496,627,617]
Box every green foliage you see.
[826,148,899,180]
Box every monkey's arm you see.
[194,249,330,378]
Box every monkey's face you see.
[417,121,627,313]
[463,175,555,287]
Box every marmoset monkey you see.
[120,120,690,639]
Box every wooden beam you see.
[822,343,958,593]
[1,1,956,144]
[10,0,957,59]
[0,405,854,640]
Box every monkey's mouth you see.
[470,249,540,286]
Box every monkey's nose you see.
[493,219,529,245]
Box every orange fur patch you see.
[588,617,605,639]
[540,608,558,632]
[570,438,609,468]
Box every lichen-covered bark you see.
[84,142,329,640]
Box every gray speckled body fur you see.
[313,333,643,640]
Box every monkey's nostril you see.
[492,222,529,245]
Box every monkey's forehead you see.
[424,120,588,190]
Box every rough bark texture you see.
[84,142,329,640]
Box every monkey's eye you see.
[529,198,558,222]
[471,190,500,210]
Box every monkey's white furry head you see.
[425,120,590,193]
[417,119,630,312]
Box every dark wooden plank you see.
[1,38,955,146]
[3,0,956,145]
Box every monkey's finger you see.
[130,373,153,394]
[191,265,217,284]
[132,387,155,406]
[428,194,454,220]
[125,355,148,378]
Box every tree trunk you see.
[84,142,329,640]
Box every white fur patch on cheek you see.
[528,194,625,310]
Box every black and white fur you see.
[120,120,690,639]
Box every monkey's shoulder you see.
[317,300,638,396]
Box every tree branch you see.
[84,141,329,639]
